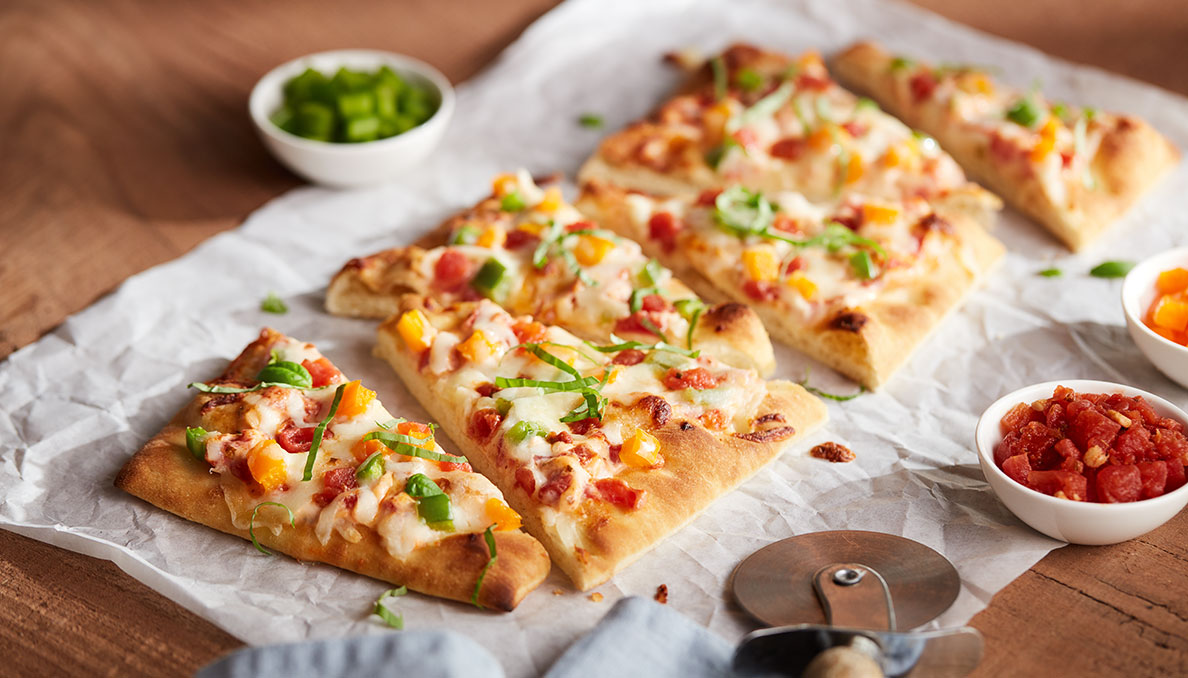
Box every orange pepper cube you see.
[247,440,288,492]
[573,235,616,266]
[353,438,386,463]
[337,380,376,419]
[1152,294,1188,332]
[620,430,662,468]
[458,329,499,364]
[396,309,436,353]
[485,497,522,531]
[396,421,435,450]
[1156,268,1188,295]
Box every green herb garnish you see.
[578,113,604,128]
[1038,268,1063,278]
[728,82,794,133]
[584,338,699,358]
[736,67,763,92]
[184,427,208,461]
[850,250,876,280]
[360,431,468,464]
[890,56,915,72]
[303,383,345,481]
[256,357,312,389]
[471,526,498,607]
[1089,261,1134,278]
[1006,96,1041,128]
[373,586,407,629]
[260,293,288,314]
[639,258,666,286]
[711,56,728,100]
[356,452,386,483]
[674,297,706,350]
[798,369,867,402]
[248,502,294,555]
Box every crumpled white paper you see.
[2,0,1186,675]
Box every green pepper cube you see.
[375,83,399,119]
[506,421,547,445]
[356,453,385,483]
[345,116,381,143]
[1006,97,1041,128]
[850,250,876,280]
[270,105,296,134]
[379,114,417,138]
[332,66,372,93]
[374,65,406,92]
[471,258,508,298]
[416,493,452,524]
[185,427,208,461]
[295,102,335,141]
[284,68,330,104]
[337,91,375,119]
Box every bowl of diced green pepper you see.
[249,49,454,187]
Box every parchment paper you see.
[2,0,1186,675]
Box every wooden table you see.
[2,1,1185,675]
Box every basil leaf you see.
[583,338,699,358]
[494,376,599,392]
[249,502,294,556]
[404,473,445,498]
[1037,268,1063,278]
[361,431,468,464]
[523,343,584,379]
[578,113,603,128]
[471,526,498,608]
[260,293,288,314]
[373,586,407,629]
[376,418,404,430]
[729,82,794,133]
[185,427,208,462]
[686,305,704,350]
[639,258,665,286]
[798,369,867,402]
[710,56,727,101]
[1089,261,1134,279]
[256,361,312,388]
[303,383,345,481]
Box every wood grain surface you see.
[1,1,1186,676]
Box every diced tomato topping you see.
[439,461,473,473]
[608,444,622,464]
[468,408,503,443]
[732,127,760,151]
[302,358,340,388]
[566,220,596,233]
[567,417,600,436]
[475,382,498,397]
[313,467,358,507]
[1137,461,1169,499]
[647,212,683,252]
[512,320,548,344]
[989,132,1019,164]
[795,73,831,91]
[1166,459,1187,492]
[663,367,720,390]
[1096,465,1142,503]
[537,470,573,506]
[783,256,804,275]
[1001,454,1031,485]
[743,279,780,301]
[276,422,316,454]
[515,467,536,494]
[589,478,644,510]
[1060,152,1074,168]
[612,349,647,366]
[695,189,723,206]
[434,250,475,289]
[640,294,672,312]
[830,213,863,232]
[770,137,807,160]
[1028,470,1087,500]
[614,311,664,338]
[841,121,868,138]
[909,71,937,102]
[505,229,539,250]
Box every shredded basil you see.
[728,81,794,134]
[583,338,699,358]
[188,381,331,394]
[373,586,407,629]
[356,452,385,483]
[530,220,607,286]
[248,502,294,556]
[629,286,663,313]
[578,113,603,129]
[736,67,763,92]
[798,369,867,402]
[710,56,727,100]
[260,293,288,314]
[1038,268,1063,278]
[1089,261,1134,279]
[303,383,345,481]
[471,526,498,608]
[361,431,468,464]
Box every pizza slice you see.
[115,328,549,610]
[834,42,1180,251]
[579,43,1001,226]
[327,170,776,376]
[577,179,1004,389]
[375,297,827,590]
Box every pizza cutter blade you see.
[728,530,982,678]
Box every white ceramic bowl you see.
[248,49,455,188]
[1122,247,1188,389]
[975,379,1188,545]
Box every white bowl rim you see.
[975,378,1188,512]
[248,48,456,154]
[1120,247,1188,358]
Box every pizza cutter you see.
[729,530,983,678]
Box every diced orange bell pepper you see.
[1156,268,1188,295]
[396,421,436,450]
[337,380,376,419]
[247,440,287,492]
[845,153,865,184]
[620,430,662,468]
[476,226,507,249]
[458,329,499,364]
[1029,118,1060,163]
[861,203,900,225]
[573,235,616,266]
[742,248,780,282]
[797,49,824,70]
[396,309,436,353]
[1151,294,1188,332]
[353,438,387,463]
[492,173,518,197]
[808,126,834,152]
[786,273,817,300]
[537,186,563,213]
[485,497,522,531]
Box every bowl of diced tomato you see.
[975,380,1188,545]
[1122,248,1188,389]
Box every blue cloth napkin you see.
[197,597,736,678]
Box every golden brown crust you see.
[376,299,827,590]
[834,41,1180,251]
[577,180,1005,389]
[114,329,550,611]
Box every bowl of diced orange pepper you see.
[1122,248,1188,389]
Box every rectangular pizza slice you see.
[579,43,1001,227]
[116,328,550,611]
[375,297,827,590]
[834,42,1180,251]
[576,179,1005,389]
[327,170,776,376]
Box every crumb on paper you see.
[552,588,564,596]
[654,584,668,604]
[663,47,703,71]
[810,442,855,463]
[588,592,603,602]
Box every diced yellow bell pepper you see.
[797,49,823,70]
[492,173,518,197]
[786,273,817,300]
[458,329,499,364]
[957,72,994,95]
[621,430,662,468]
[537,186,563,213]
[808,126,835,151]
[845,153,865,184]
[396,309,436,353]
[1153,294,1188,332]
[861,203,900,225]
[1156,268,1188,295]
[337,380,376,419]
[573,235,616,266]
[485,497,522,531]
[742,248,780,282]
[1029,118,1060,163]
[517,222,546,237]
[247,440,287,492]
[476,225,507,249]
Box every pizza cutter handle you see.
[801,637,884,678]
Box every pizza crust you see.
[576,180,1005,389]
[114,330,550,611]
[834,41,1180,251]
[376,299,827,590]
